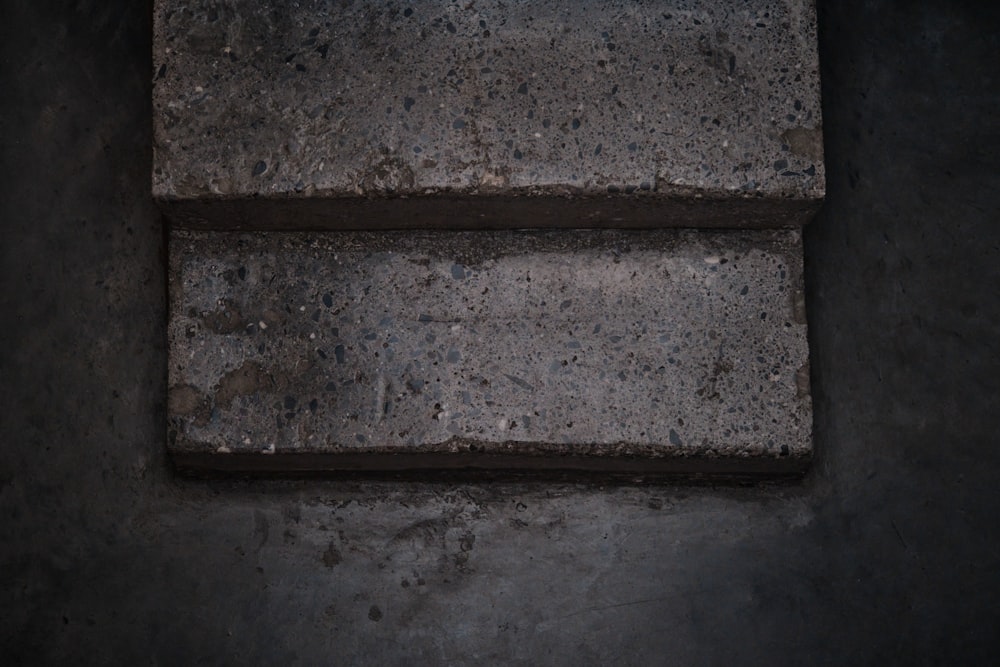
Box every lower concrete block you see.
[168,229,811,477]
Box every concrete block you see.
[168,229,812,476]
[153,0,824,230]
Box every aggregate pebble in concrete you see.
[168,229,811,474]
[153,0,824,229]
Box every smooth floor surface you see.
[2,1,999,663]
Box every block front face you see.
[153,1,824,227]
[168,229,811,473]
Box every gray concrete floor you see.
[2,1,998,663]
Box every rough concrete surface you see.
[169,229,810,473]
[3,1,1000,664]
[153,0,824,229]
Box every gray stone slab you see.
[153,0,824,230]
[168,229,812,475]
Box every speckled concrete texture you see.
[4,1,1000,664]
[153,0,824,229]
[169,229,810,472]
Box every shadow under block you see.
[168,229,812,476]
[153,0,824,230]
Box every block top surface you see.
[153,0,824,208]
[168,229,811,475]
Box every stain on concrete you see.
[322,543,342,568]
[782,126,824,162]
[214,361,271,408]
[167,384,204,415]
[200,300,244,334]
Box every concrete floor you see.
[2,1,998,663]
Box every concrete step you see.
[168,229,811,477]
[153,0,824,230]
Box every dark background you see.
[2,1,999,663]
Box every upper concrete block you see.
[153,0,824,229]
